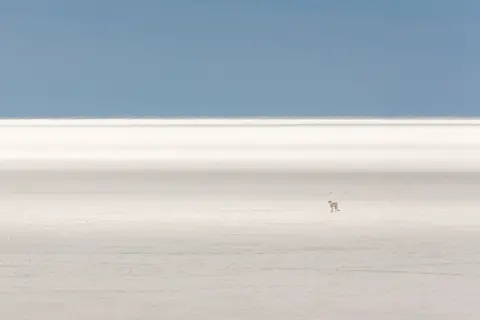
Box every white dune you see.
[0,119,479,319]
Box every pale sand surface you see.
[1,171,480,319]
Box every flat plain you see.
[0,170,479,319]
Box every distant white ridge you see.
[0,118,478,172]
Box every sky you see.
[0,0,476,118]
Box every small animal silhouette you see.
[328,200,340,212]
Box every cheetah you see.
[328,200,340,212]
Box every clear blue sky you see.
[0,0,476,117]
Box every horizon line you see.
[0,117,480,127]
